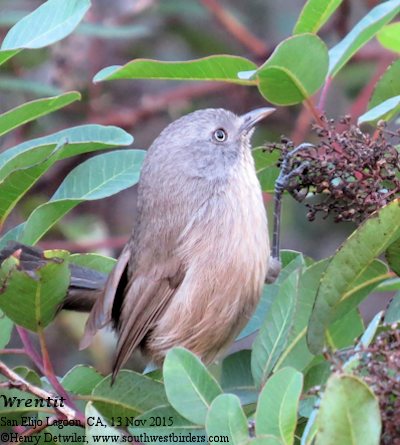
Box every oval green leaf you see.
[315,374,381,445]
[1,0,91,50]
[61,365,103,395]
[307,199,400,354]
[163,347,222,425]
[21,149,145,244]
[94,55,257,85]
[91,370,168,419]
[206,394,249,445]
[256,34,328,105]
[293,0,343,34]
[256,367,303,445]
[328,0,400,77]
[0,255,70,332]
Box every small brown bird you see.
[67,107,277,378]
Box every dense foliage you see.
[0,1,399,444]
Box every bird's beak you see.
[239,107,276,133]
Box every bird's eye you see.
[213,128,227,142]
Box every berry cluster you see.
[267,116,400,223]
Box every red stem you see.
[16,326,44,374]
[318,76,333,111]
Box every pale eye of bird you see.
[213,128,227,142]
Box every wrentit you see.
[68,107,278,378]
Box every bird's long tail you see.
[0,242,106,312]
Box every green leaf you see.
[369,60,400,111]
[330,260,389,323]
[386,237,400,276]
[293,0,342,34]
[86,403,123,444]
[256,34,329,105]
[0,310,13,349]
[307,200,400,354]
[256,367,303,445]
[132,405,206,444]
[315,374,381,445]
[0,125,133,179]
[304,360,331,392]
[163,347,222,425]
[328,0,400,77]
[385,292,400,323]
[206,394,249,445]
[220,350,256,406]
[0,149,60,224]
[94,55,257,85]
[20,149,145,244]
[251,270,299,388]
[0,92,81,138]
[0,224,24,250]
[0,126,133,225]
[91,370,168,419]
[274,260,329,372]
[377,22,400,52]
[358,95,400,124]
[0,255,70,332]
[239,253,305,341]
[1,0,91,50]
[0,367,44,421]
[300,408,318,445]
[253,148,280,193]
[343,311,383,371]
[69,253,116,274]
[0,50,18,67]
[62,365,103,395]
[376,277,400,292]
[326,308,364,350]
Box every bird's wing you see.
[80,242,131,350]
[111,268,183,379]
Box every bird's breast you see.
[147,157,269,363]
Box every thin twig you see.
[0,360,77,420]
[318,76,332,111]
[37,328,85,424]
[0,348,26,355]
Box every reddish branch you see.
[0,360,78,421]
[89,82,235,128]
[199,0,268,57]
